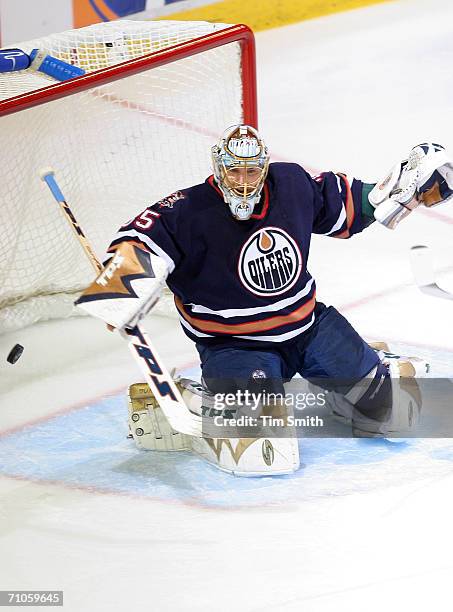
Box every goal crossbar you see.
[0,23,257,125]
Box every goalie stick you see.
[410,245,453,300]
[40,168,202,437]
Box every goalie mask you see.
[212,125,270,221]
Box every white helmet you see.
[212,125,270,221]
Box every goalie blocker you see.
[75,241,168,329]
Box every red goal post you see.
[0,21,257,332]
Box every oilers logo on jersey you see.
[238,227,302,296]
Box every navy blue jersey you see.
[108,163,373,347]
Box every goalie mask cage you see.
[0,20,257,332]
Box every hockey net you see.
[0,20,256,332]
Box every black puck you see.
[7,344,24,364]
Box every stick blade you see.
[410,245,435,287]
[410,245,453,300]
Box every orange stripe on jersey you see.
[335,173,355,239]
[175,294,316,335]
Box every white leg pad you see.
[190,436,300,477]
[128,382,191,451]
[128,379,300,475]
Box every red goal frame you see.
[0,23,258,126]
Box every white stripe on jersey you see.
[324,206,346,236]
[113,229,176,272]
[186,278,315,318]
[178,312,315,342]
[322,175,346,235]
[178,315,214,338]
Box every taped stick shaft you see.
[42,172,102,274]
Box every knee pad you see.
[327,344,429,437]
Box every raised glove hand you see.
[369,143,453,228]
[417,147,453,207]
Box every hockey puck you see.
[7,343,24,364]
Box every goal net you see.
[0,20,256,332]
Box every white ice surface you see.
[2,1,453,610]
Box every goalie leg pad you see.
[128,382,191,451]
[129,376,300,476]
[328,343,429,437]
[191,435,300,477]
[189,385,300,476]
[179,376,300,476]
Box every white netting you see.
[0,21,246,332]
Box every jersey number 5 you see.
[134,208,160,230]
